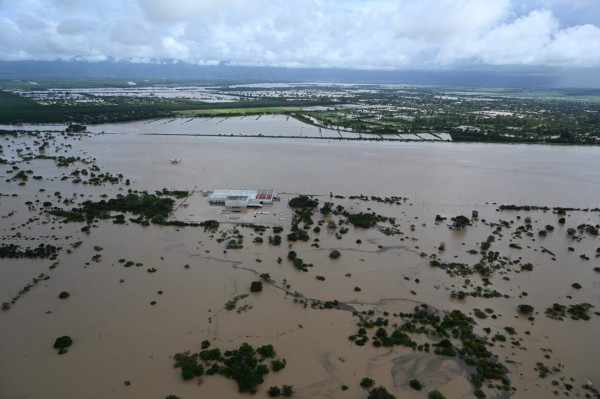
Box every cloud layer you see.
[1,0,600,69]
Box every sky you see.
[1,0,600,70]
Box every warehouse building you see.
[208,189,277,208]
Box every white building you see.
[208,189,277,208]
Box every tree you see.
[517,304,534,315]
[409,379,422,390]
[368,386,396,399]
[282,385,293,397]
[450,215,471,230]
[428,390,446,399]
[250,281,263,293]
[360,377,375,388]
[53,335,73,354]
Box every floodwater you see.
[1,128,599,399]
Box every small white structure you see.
[209,189,276,208]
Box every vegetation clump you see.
[288,195,318,208]
[53,335,73,354]
[0,243,60,259]
[250,281,263,293]
[409,379,422,391]
[367,386,396,399]
[174,342,287,394]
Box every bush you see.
[428,390,446,399]
[409,379,422,391]
[517,304,534,315]
[367,386,396,399]
[58,291,70,299]
[256,344,276,358]
[329,250,341,259]
[272,359,286,372]
[268,386,281,397]
[53,335,73,352]
[289,196,318,208]
[360,377,375,388]
[250,281,263,293]
[282,385,293,397]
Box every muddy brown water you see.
[1,130,599,399]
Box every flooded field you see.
[0,115,451,141]
[0,128,599,399]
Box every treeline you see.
[0,91,339,124]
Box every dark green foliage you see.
[360,377,375,389]
[474,389,486,398]
[271,359,286,372]
[250,281,263,293]
[173,352,204,380]
[268,386,281,397]
[201,340,211,349]
[175,341,287,393]
[0,243,60,259]
[282,385,293,397]
[199,348,221,361]
[344,212,388,228]
[450,215,471,229]
[257,344,276,358]
[287,229,309,242]
[58,291,70,299]
[201,219,220,232]
[53,335,73,350]
[367,386,396,399]
[520,263,534,271]
[269,235,282,245]
[517,304,534,315]
[49,192,178,225]
[409,379,422,391]
[288,195,318,208]
[428,390,446,399]
[221,343,268,393]
[329,249,341,259]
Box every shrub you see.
[288,195,318,208]
[329,250,341,259]
[268,386,281,397]
[58,291,70,299]
[250,281,263,293]
[272,359,286,372]
[409,379,422,391]
[517,304,534,315]
[282,385,293,397]
[53,335,73,353]
[256,344,276,358]
[360,377,375,389]
[428,390,446,399]
[368,386,396,399]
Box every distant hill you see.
[0,60,599,88]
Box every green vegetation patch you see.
[173,342,288,394]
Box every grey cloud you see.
[0,0,600,68]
